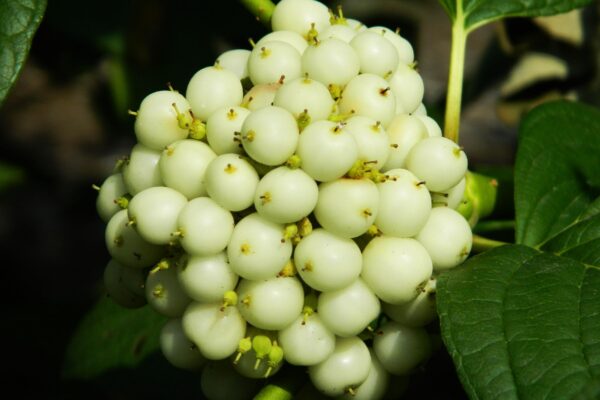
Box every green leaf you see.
[515,101,600,247]
[438,0,593,32]
[541,213,600,266]
[0,0,46,107]
[580,197,600,221]
[573,377,600,400]
[62,296,166,380]
[437,245,600,400]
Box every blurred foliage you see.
[0,161,25,191]
[62,297,165,380]
[39,0,273,120]
[463,6,599,127]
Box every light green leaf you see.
[438,0,593,32]
[62,296,166,380]
[0,0,46,106]
[437,245,600,400]
[515,101,600,247]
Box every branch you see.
[240,0,276,27]
[471,234,509,253]
[443,7,467,144]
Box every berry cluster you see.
[95,0,473,398]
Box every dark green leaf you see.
[437,245,536,400]
[542,213,600,266]
[580,197,600,221]
[437,245,600,400]
[438,0,593,31]
[438,0,457,22]
[561,239,600,267]
[0,0,46,106]
[515,101,600,247]
[573,377,600,400]
[62,296,166,380]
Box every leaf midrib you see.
[500,250,539,399]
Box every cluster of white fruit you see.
[95,0,473,398]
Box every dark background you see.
[1,0,597,398]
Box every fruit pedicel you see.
[94,0,473,398]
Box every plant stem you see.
[472,234,508,253]
[474,220,516,233]
[107,56,129,118]
[240,0,276,26]
[444,1,467,144]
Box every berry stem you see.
[472,234,508,253]
[239,0,276,26]
[444,0,467,144]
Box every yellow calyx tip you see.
[302,305,314,324]
[244,130,256,142]
[298,217,313,237]
[328,84,343,100]
[114,196,129,209]
[227,108,237,120]
[234,336,252,364]
[221,290,238,311]
[264,343,284,377]
[306,22,319,45]
[296,109,311,131]
[189,119,206,140]
[241,295,251,307]
[286,154,302,169]
[260,46,271,58]
[152,284,164,298]
[150,258,171,274]
[240,243,252,255]
[283,224,299,241]
[224,163,237,174]
[252,335,273,363]
[278,259,297,277]
[302,261,313,272]
[367,224,382,237]
[329,5,347,25]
